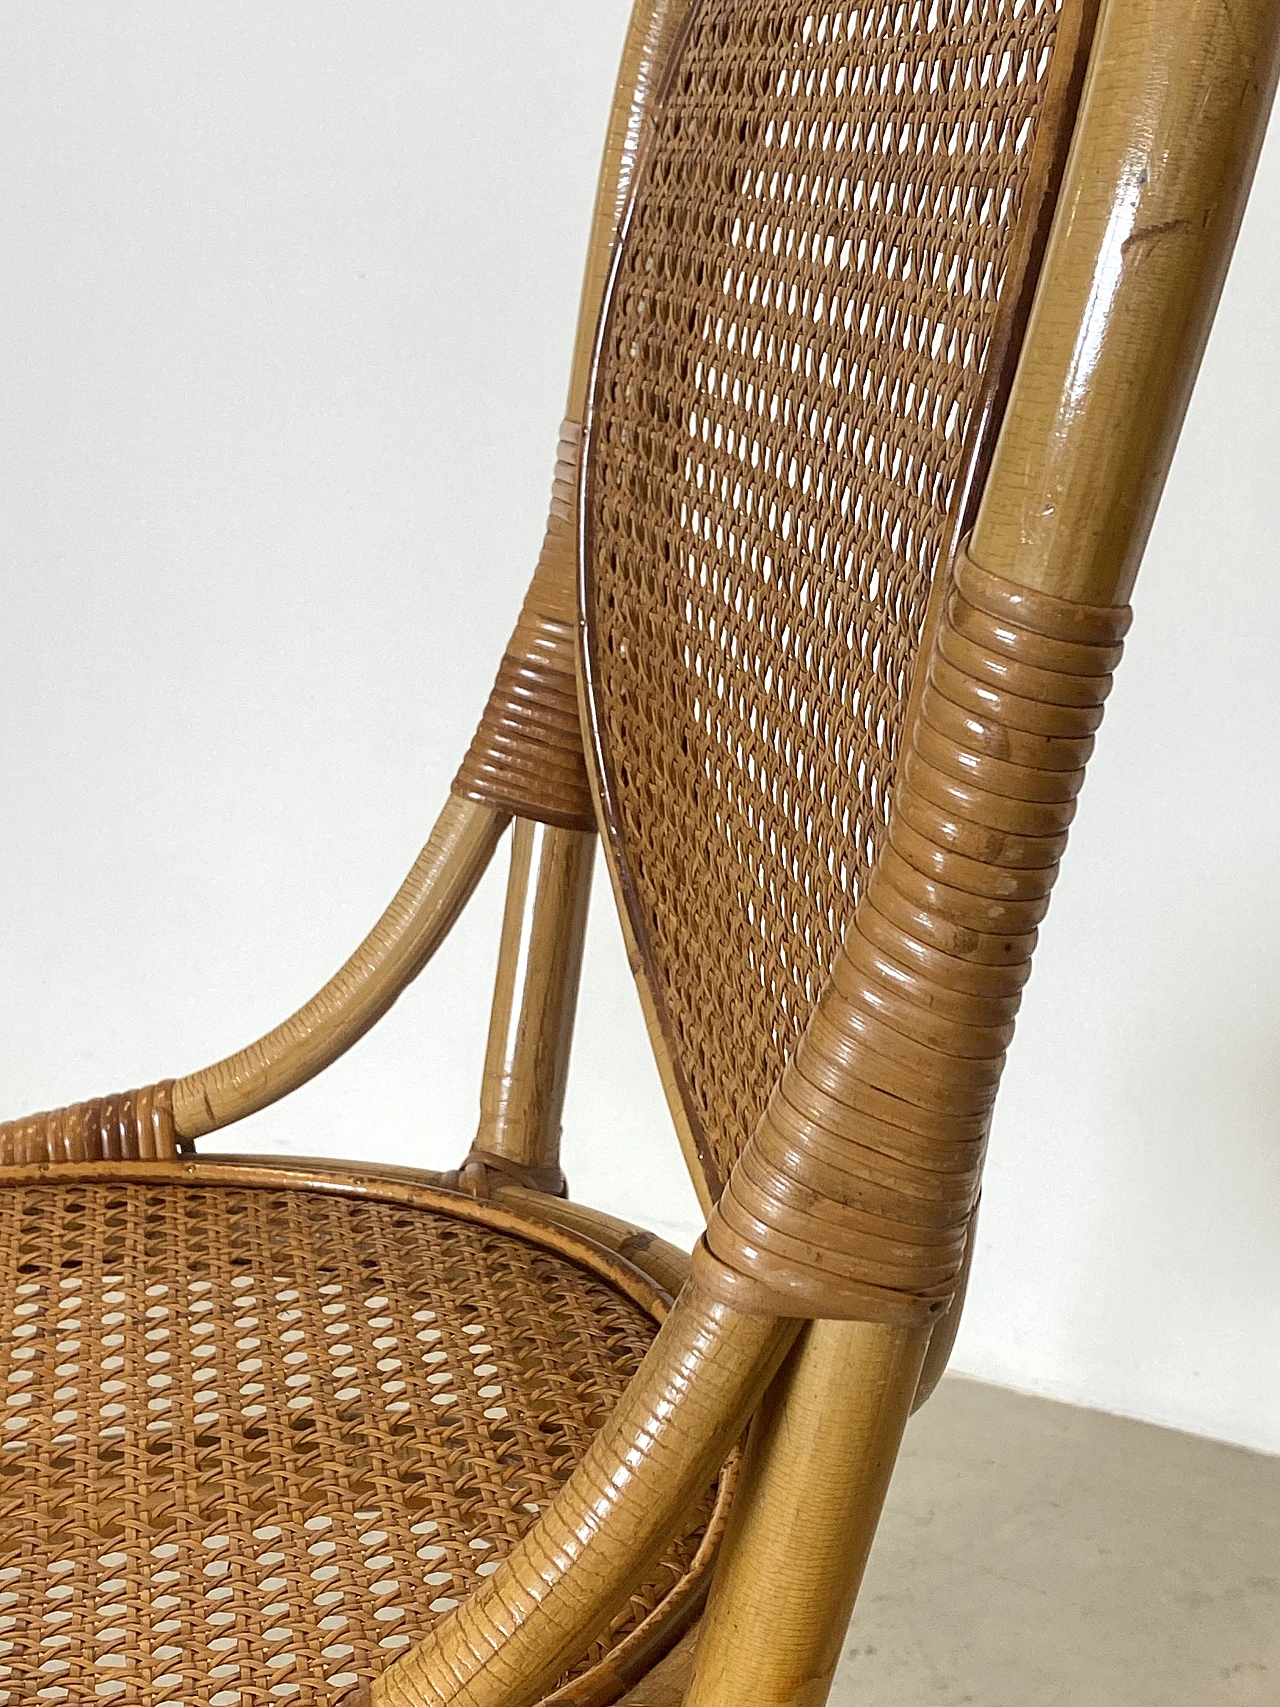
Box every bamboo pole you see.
[970,0,1280,608]
[467,821,595,1192]
[682,1320,929,1707]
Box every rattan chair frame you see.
[2,1,1276,1704]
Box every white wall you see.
[1,6,1276,1455]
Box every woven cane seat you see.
[0,1167,714,1706]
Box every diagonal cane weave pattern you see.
[584,0,1075,1194]
[0,1180,710,1705]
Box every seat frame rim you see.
[0,1157,671,1316]
[0,1155,731,1707]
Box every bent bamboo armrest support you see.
[0,799,510,1158]
[0,795,508,1167]
[0,798,507,1154]
[172,796,508,1139]
[353,1286,796,1707]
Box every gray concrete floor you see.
[832,1376,1279,1707]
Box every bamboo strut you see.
[461,822,595,1195]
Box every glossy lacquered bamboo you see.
[462,822,595,1195]
[684,1320,930,1707]
[972,0,1280,607]
[363,1290,796,1707]
[578,0,720,1216]
[171,797,508,1138]
[669,8,1280,1691]
[495,1185,692,1303]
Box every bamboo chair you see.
[2,0,1275,1703]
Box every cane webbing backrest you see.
[583,0,1091,1196]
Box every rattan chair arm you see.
[356,1285,795,1707]
[172,796,507,1139]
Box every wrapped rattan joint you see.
[693,550,1133,1325]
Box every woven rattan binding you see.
[689,549,1132,1322]
[444,1147,570,1201]
[453,422,595,832]
[0,1079,176,1167]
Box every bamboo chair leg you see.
[459,819,595,1196]
[683,1317,930,1707]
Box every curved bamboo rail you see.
[173,797,508,1138]
[359,1288,795,1707]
